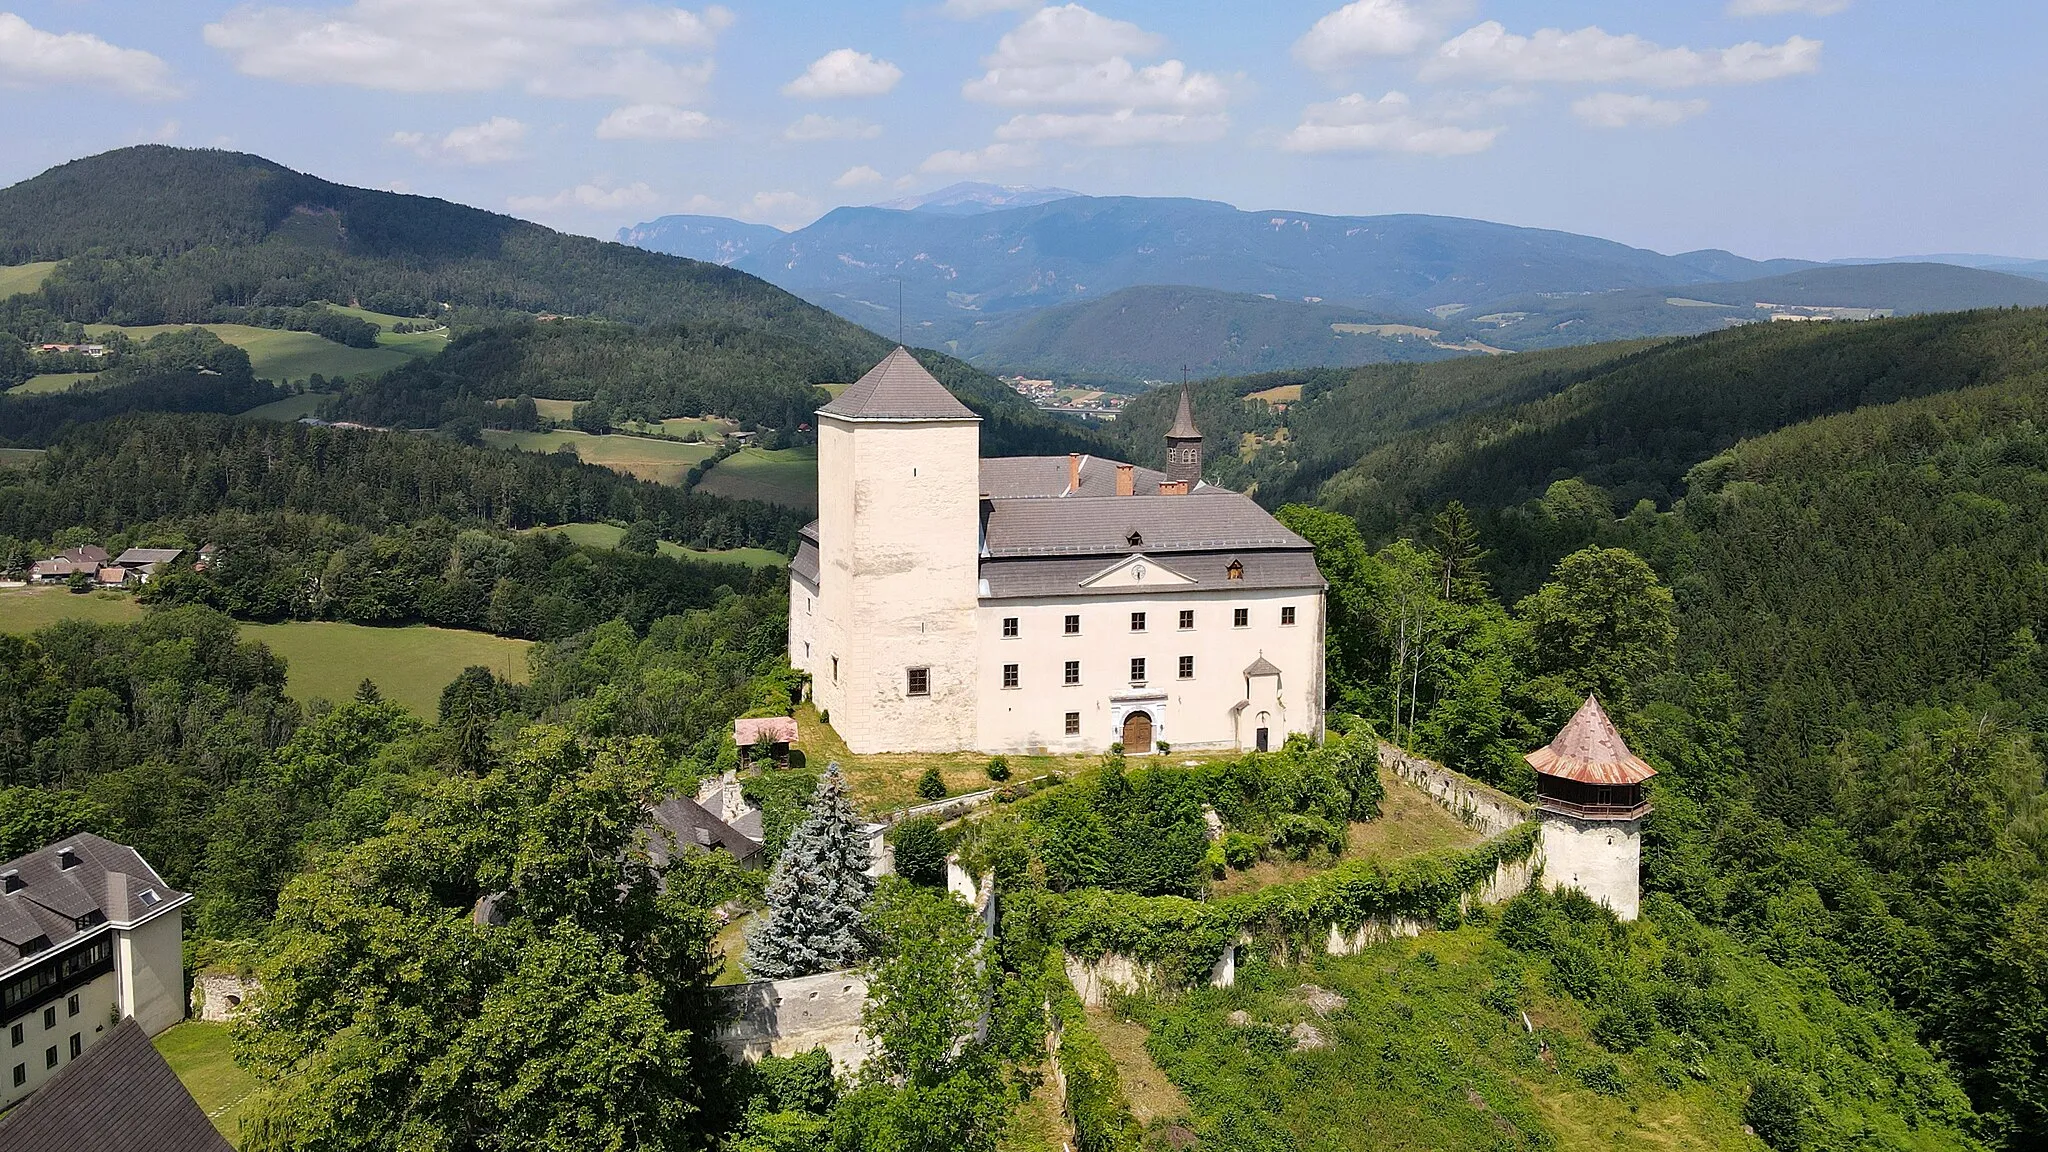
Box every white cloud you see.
[596,104,714,140]
[1293,0,1435,70]
[994,110,1227,147]
[1729,0,1849,14]
[920,143,1040,173]
[834,165,886,188]
[1426,22,1821,88]
[508,180,660,213]
[940,0,1040,17]
[963,4,1227,113]
[1281,91,1499,156]
[785,113,883,142]
[391,116,529,163]
[0,12,179,99]
[984,4,1160,66]
[1572,92,1709,128]
[783,48,901,98]
[205,1,732,103]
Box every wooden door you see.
[1122,711,1153,754]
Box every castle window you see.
[1234,608,1249,628]
[67,1033,79,1059]
[1178,609,1194,630]
[1178,656,1194,679]
[1126,532,1143,548]
[1002,616,1019,638]
[66,995,77,1018]
[1130,611,1146,632]
[1002,664,1019,689]
[10,1064,20,1087]
[9,1023,19,1047]
[1064,614,1080,635]
[43,1007,54,1030]
[1226,560,1243,581]
[803,642,810,660]
[1129,657,1146,684]
[1064,661,1080,686]
[807,597,813,615]
[1281,606,1296,625]
[45,1046,56,1069]
[906,667,930,697]
[1064,712,1081,736]
[831,657,839,683]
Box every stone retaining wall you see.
[1380,742,1532,838]
[191,972,259,1022]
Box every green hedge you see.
[1043,952,1142,1152]
[1042,823,1541,981]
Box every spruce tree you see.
[744,761,875,979]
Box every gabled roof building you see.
[791,350,1324,755]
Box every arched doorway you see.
[1121,710,1154,754]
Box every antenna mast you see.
[898,278,905,346]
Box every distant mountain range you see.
[618,190,2048,383]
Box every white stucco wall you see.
[973,585,1322,754]
[788,571,818,677]
[1539,811,1643,921]
[117,909,186,1036]
[1,968,120,1110]
[710,970,875,1073]
[811,414,982,753]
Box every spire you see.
[818,347,979,422]
[1167,383,1201,439]
[1524,696,1657,786]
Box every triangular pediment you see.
[1079,554,1193,590]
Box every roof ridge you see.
[818,347,979,422]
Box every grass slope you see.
[0,260,57,298]
[696,445,818,509]
[0,587,144,630]
[482,429,715,485]
[0,447,43,468]
[239,621,531,717]
[1209,770,1483,898]
[8,372,100,395]
[84,322,417,383]
[529,521,785,567]
[156,1021,261,1146]
[238,391,335,421]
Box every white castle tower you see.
[1526,695,1654,921]
[807,349,983,753]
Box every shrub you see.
[985,756,1010,782]
[1220,831,1262,870]
[891,817,948,887]
[1744,1068,1814,1150]
[915,767,947,801]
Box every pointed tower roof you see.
[819,347,979,421]
[1167,384,1201,439]
[1524,696,1657,785]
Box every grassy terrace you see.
[156,1021,261,1146]
[1207,767,1485,898]
[526,521,786,568]
[482,429,715,485]
[697,445,818,509]
[0,260,59,298]
[7,371,100,395]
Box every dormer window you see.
[1126,531,1143,548]
[1226,560,1244,581]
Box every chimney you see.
[1067,453,1081,494]
[2,870,20,893]
[56,847,78,871]
[1158,480,1188,496]
[1115,462,1135,496]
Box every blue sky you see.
[1,1,2040,260]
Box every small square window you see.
[1178,609,1194,630]
[1064,660,1080,686]
[1064,711,1081,736]
[1130,657,1147,683]
[1002,663,1020,689]
[1281,605,1296,626]
[1003,616,1019,638]
[43,1007,54,1030]
[66,995,77,1017]
[11,1064,22,1088]
[1064,614,1081,636]
[1130,611,1147,632]
[906,667,930,697]
[1234,607,1249,628]
[67,1034,80,1059]
[45,1046,56,1069]
[1178,655,1194,679]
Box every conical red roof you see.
[1524,695,1656,785]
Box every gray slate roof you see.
[1167,385,1202,440]
[0,1018,232,1152]
[114,548,183,566]
[979,455,1217,500]
[983,490,1311,558]
[819,348,979,422]
[1,834,188,975]
[1244,655,1283,678]
[643,798,764,867]
[980,549,1323,600]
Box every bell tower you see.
[1164,384,1203,487]
[1526,695,1654,921]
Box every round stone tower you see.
[1164,384,1203,488]
[1525,695,1654,921]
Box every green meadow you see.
[0,261,58,299]
[0,587,144,630]
[527,521,786,568]
[483,429,715,485]
[156,1022,261,1145]
[0,448,45,469]
[697,445,818,509]
[238,621,532,717]
[7,371,101,395]
[84,322,418,383]
[238,391,335,421]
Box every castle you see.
[790,349,1326,755]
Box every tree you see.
[1431,499,1490,602]
[620,520,660,556]
[915,767,947,801]
[1517,547,1676,707]
[352,677,383,704]
[439,665,513,772]
[890,817,947,888]
[744,762,874,979]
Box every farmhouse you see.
[0,834,190,1111]
[27,546,109,583]
[790,349,1325,755]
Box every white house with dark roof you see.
[0,834,189,1110]
[790,349,1325,755]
